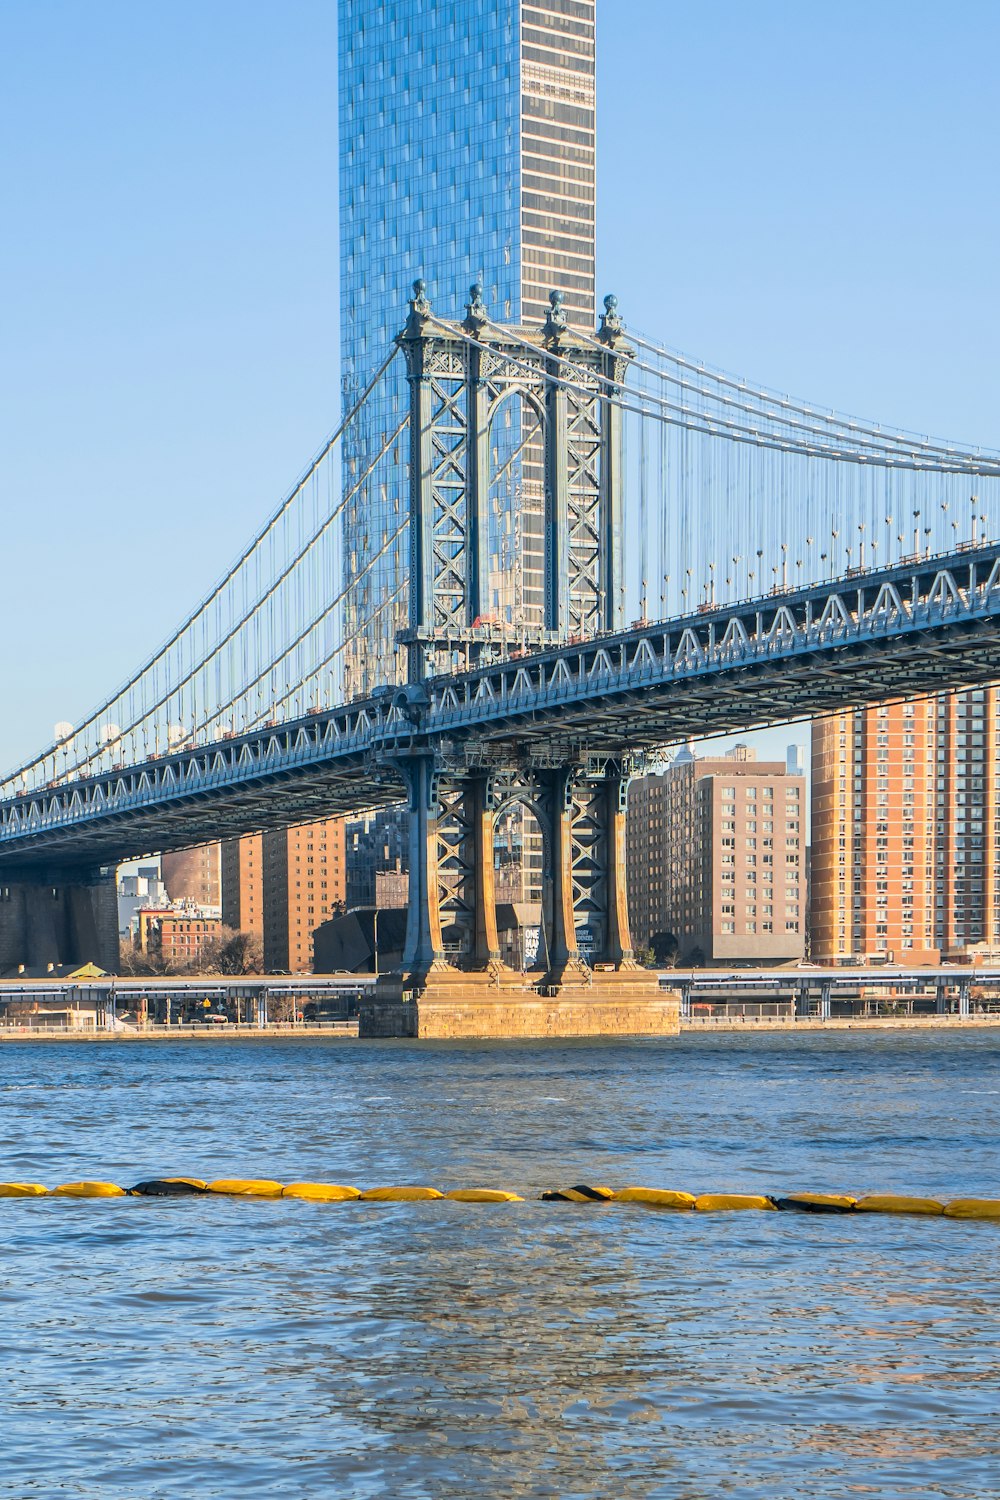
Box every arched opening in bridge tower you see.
[486,389,544,639]
[493,800,545,972]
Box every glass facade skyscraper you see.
[338,0,596,694]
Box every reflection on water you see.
[1,1032,999,1497]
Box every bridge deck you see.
[2,545,999,873]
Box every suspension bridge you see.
[3,281,1000,1036]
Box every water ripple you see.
[0,1031,998,1496]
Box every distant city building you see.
[136,908,221,967]
[627,745,807,964]
[222,823,346,972]
[272,821,348,972]
[221,834,264,937]
[117,865,168,940]
[345,813,408,910]
[786,743,807,778]
[339,0,597,694]
[160,844,221,910]
[222,821,346,971]
[810,688,1000,964]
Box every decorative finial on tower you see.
[598,292,624,345]
[403,277,432,337]
[464,280,488,331]
[542,288,567,342]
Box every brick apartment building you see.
[160,843,221,910]
[221,819,347,973]
[811,687,1000,963]
[136,909,221,967]
[627,745,806,964]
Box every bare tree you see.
[191,928,264,976]
[118,939,169,977]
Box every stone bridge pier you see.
[360,754,679,1039]
[0,868,119,976]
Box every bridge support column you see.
[360,759,677,1039]
[536,762,678,1029]
[400,753,446,978]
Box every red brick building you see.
[136,909,222,967]
[221,820,347,973]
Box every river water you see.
[1,1030,998,1498]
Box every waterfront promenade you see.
[4,1012,1000,1040]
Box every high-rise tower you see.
[338,0,597,694]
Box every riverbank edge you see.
[2,1014,1000,1039]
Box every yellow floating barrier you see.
[773,1193,857,1213]
[855,1195,943,1215]
[129,1178,208,1197]
[359,1185,445,1202]
[281,1183,361,1202]
[694,1193,775,1212]
[613,1187,695,1209]
[51,1181,127,1198]
[943,1198,1000,1221]
[0,1183,48,1198]
[444,1188,523,1203]
[206,1179,285,1198]
[540,1184,614,1202]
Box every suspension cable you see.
[571,325,993,466]
[3,345,401,787]
[629,327,1000,461]
[476,313,1000,474]
[434,316,1000,475]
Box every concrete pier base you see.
[359,965,680,1040]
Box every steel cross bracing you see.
[398,285,630,680]
[4,542,1000,875]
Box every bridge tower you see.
[362,283,678,1039]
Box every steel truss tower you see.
[363,283,677,1037]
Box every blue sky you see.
[1,0,997,773]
